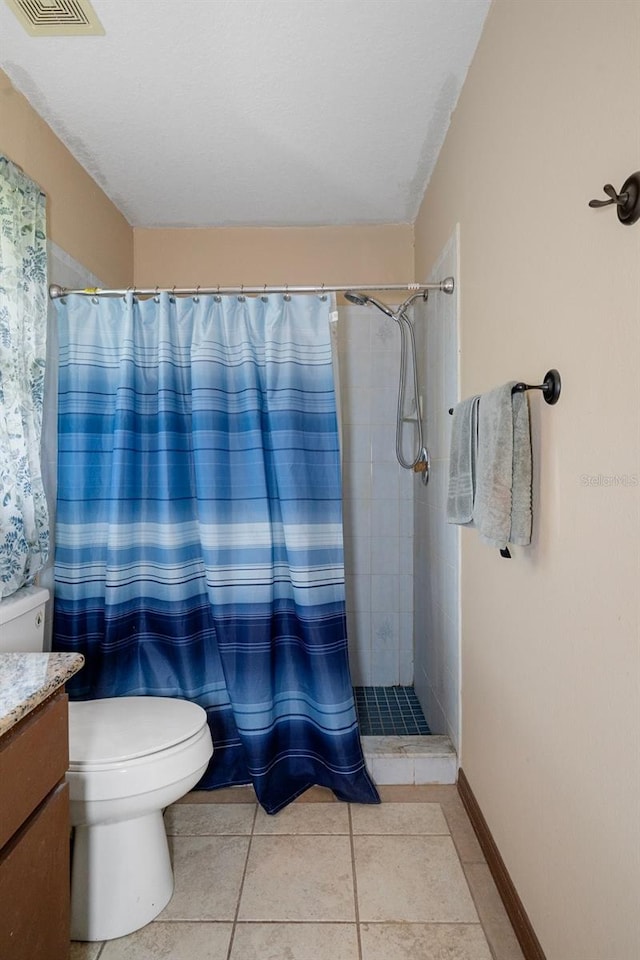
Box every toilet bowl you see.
[0,586,215,942]
[67,696,213,941]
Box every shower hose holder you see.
[413,447,430,485]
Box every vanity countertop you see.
[0,652,84,737]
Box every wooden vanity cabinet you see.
[0,692,71,960]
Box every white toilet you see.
[0,586,214,942]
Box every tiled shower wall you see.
[413,229,461,749]
[336,304,415,686]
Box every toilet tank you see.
[0,586,49,652]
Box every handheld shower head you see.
[344,291,370,306]
[344,291,395,319]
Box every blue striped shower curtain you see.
[53,292,378,813]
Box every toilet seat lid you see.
[68,696,208,764]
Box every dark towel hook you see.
[589,172,640,225]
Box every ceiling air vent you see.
[5,0,105,36]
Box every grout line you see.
[224,803,259,960]
[459,863,501,960]
[347,804,364,960]
[439,801,466,862]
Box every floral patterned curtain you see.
[0,157,49,598]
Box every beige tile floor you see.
[70,785,525,960]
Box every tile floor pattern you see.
[70,785,525,960]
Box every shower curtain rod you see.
[48,278,455,300]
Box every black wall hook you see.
[589,172,640,225]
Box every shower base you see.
[354,686,457,785]
[354,685,430,736]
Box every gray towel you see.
[509,389,533,546]
[447,395,480,524]
[474,383,532,549]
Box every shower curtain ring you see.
[319,283,327,302]
[154,286,160,303]
[193,285,200,303]
[215,285,221,303]
[238,284,245,303]
[261,284,268,303]
[284,284,291,302]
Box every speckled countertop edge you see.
[0,653,84,736]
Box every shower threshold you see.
[354,686,457,785]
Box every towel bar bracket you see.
[447,369,561,415]
[512,369,561,405]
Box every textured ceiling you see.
[0,0,490,228]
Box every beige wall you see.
[134,224,413,293]
[415,2,640,958]
[0,69,132,286]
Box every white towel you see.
[447,395,479,524]
[474,383,532,549]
